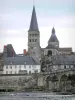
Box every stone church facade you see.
[28,6,72,60]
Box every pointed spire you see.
[29,6,39,31]
[52,27,55,34]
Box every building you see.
[3,44,16,57]
[2,6,74,75]
[44,27,59,56]
[28,6,41,60]
[27,6,73,60]
[3,56,41,74]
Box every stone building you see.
[28,6,73,60]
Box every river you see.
[0,92,75,100]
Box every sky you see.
[0,0,75,54]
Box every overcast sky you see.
[0,0,75,53]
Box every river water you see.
[0,92,75,100]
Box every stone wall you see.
[0,74,38,91]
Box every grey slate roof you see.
[3,56,40,65]
[46,44,58,49]
[59,48,72,52]
[29,6,39,31]
[48,27,59,42]
[51,54,75,65]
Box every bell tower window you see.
[30,39,31,42]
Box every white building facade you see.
[3,56,41,74]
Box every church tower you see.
[44,27,59,56]
[48,27,59,48]
[28,6,41,60]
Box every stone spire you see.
[29,6,39,31]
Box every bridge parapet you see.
[41,67,75,75]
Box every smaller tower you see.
[48,27,59,48]
[44,27,59,56]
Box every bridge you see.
[38,67,75,92]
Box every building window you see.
[29,71,31,74]
[10,65,12,69]
[6,65,8,69]
[30,34,31,37]
[24,65,26,69]
[29,65,31,69]
[64,65,66,69]
[32,66,36,69]
[30,39,31,42]
[35,39,37,42]
[19,65,21,70]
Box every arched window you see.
[47,50,52,56]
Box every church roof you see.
[48,27,59,42]
[29,6,39,31]
[46,44,57,49]
[59,48,72,51]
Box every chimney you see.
[23,49,26,55]
[4,45,7,48]
[3,45,7,57]
[12,49,14,57]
